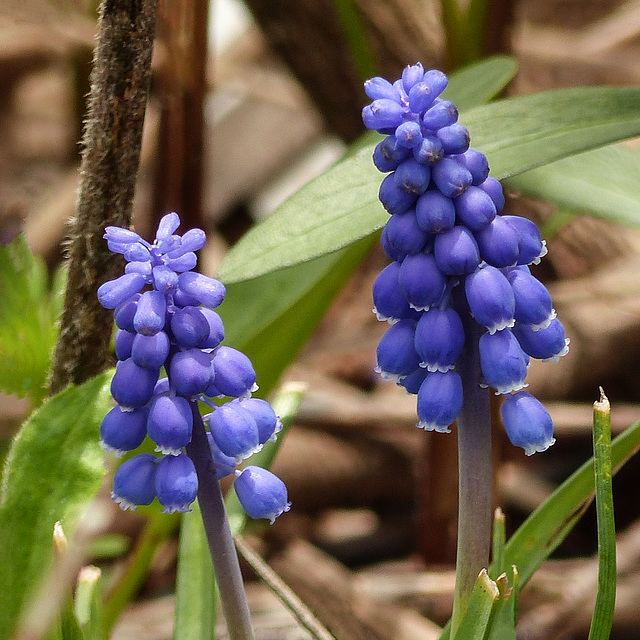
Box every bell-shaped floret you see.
[398,252,446,311]
[393,158,431,194]
[479,329,529,395]
[512,318,569,361]
[378,173,418,214]
[206,432,237,479]
[114,329,135,361]
[416,370,463,433]
[414,306,465,372]
[395,121,423,149]
[147,394,193,455]
[114,294,140,331]
[454,185,497,231]
[422,100,458,131]
[397,366,428,394]
[436,124,469,154]
[465,266,515,334]
[373,135,412,172]
[475,215,520,268]
[372,261,414,322]
[198,308,225,349]
[375,319,421,381]
[208,402,261,461]
[506,268,555,329]
[451,149,489,186]
[133,290,167,336]
[169,349,213,397]
[171,306,210,348]
[384,208,429,255]
[364,76,400,102]
[155,453,198,513]
[131,331,170,370]
[234,466,291,524]
[178,272,226,308]
[415,189,456,233]
[477,177,505,212]
[501,391,555,455]
[98,273,146,310]
[434,225,481,275]
[413,135,444,165]
[111,453,158,510]
[100,405,149,456]
[362,99,406,131]
[380,225,408,262]
[210,346,258,398]
[431,157,472,198]
[235,397,282,445]
[111,358,159,408]
[502,215,547,265]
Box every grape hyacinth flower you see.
[363,63,568,456]
[364,63,569,634]
[97,212,290,523]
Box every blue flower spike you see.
[98,213,289,520]
[363,65,568,454]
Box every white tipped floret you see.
[493,380,529,396]
[542,337,570,362]
[523,436,556,457]
[417,420,452,434]
[110,493,139,511]
[531,309,557,332]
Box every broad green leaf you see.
[442,56,517,112]
[0,233,59,404]
[216,57,518,285]
[217,86,640,283]
[0,372,112,639]
[506,143,640,228]
[174,501,217,640]
[451,570,498,640]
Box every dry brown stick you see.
[48,0,160,395]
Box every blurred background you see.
[3,0,640,638]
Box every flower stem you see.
[451,294,493,637]
[186,402,256,640]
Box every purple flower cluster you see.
[363,64,569,456]
[97,213,290,522]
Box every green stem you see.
[186,402,256,640]
[451,295,493,636]
[588,388,616,640]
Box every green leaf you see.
[451,570,498,640]
[0,233,59,403]
[506,142,640,228]
[484,569,518,640]
[588,391,616,640]
[0,372,112,639]
[218,86,640,284]
[74,566,103,640]
[174,501,217,640]
[216,57,519,285]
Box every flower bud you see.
[503,215,547,265]
[169,349,213,397]
[379,173,418,214]
[475,215,520,268]
[97,273,146,310]
[104,226,144,245]
[398,252,446,311]
[364,76,400,101]
[395,121,423,149]
[155,453,198,513]
[454,186,496,231]
[412,135,444,165]
[131,331,171,369]
[402,62,424,93]
[171,306,210,348]
[434,225,480,275]
[178,272,226,308]
[415,189,456,233]
[452,149,489,186]
[152,265,179,294]
[206,432,237,479]
[155,212,181,240]
[111,453,158,510]
[416,370,463,432]
[507,268,555,328]
[234,466,291,524]
[422,100,458,131]
[362,99,405,131]
[512,318,570,362]
[477,177,505,212]
[114,329,135,361]
[147,394,193,455]
[408,81,436,113]
[375,319,421,381]
[114,294,140,331]
[431,157,472,198]
[393,158,431,193]
[111,358,159,408]
[235,397,282,445]
[198,308,225,349]
[373,135,411,172]
[383,208,429,255]
[134,290,167,336]
[372,261,415,322]
[501,391,555,455]
[436,124,470,155]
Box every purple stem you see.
[186,402,255,640]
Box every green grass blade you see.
[451,570,498,640]
[330,0,376,81]
[588,390,616,640]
